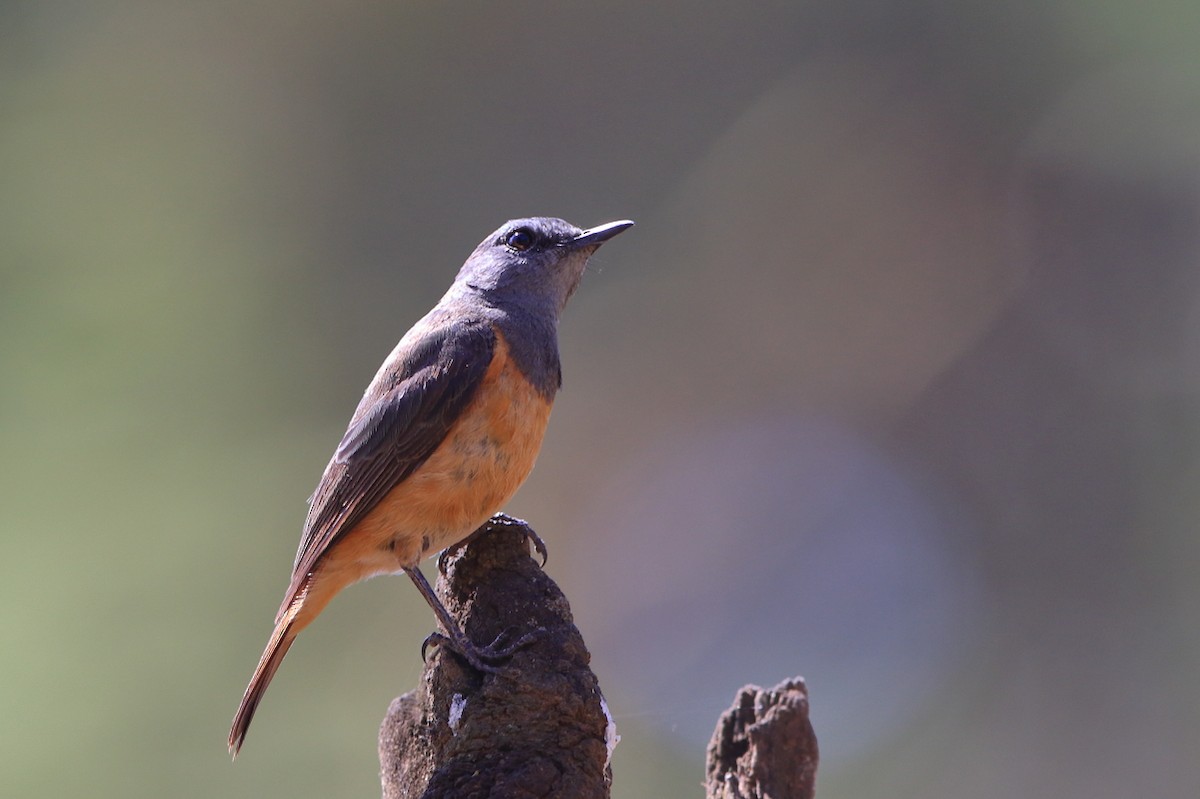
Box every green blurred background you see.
[4,2,1200,797]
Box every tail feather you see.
[229,612,298,758]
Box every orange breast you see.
[312,331,554,589]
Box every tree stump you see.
[379,517,615,798]
[706,678,819,799]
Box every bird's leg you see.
[404,566,539,672]
[436,513,548,574]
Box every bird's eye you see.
[505,228,536,252]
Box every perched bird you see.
[229,217,633,755]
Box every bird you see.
[229,217,634,756]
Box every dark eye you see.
[504,228,536,252]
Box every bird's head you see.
[452,217,634,315]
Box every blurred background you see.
[4,2,1200,797]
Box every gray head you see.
[450,217,634,316]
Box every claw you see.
[523,527,549,567]
[436,543,460,575]
[484,513,549,566]
[437,514,548,573]
[421,631,451,664]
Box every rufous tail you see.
[228,607,299,758]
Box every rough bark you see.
[705,678,818,799]
[379,516,614,799]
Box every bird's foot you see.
[437,514,548,573]
[420,626,544,673]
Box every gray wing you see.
[280,318,496,612]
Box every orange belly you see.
[295,333,553,624]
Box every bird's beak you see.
[570,220,635,248]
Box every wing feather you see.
[280,319,496,614]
